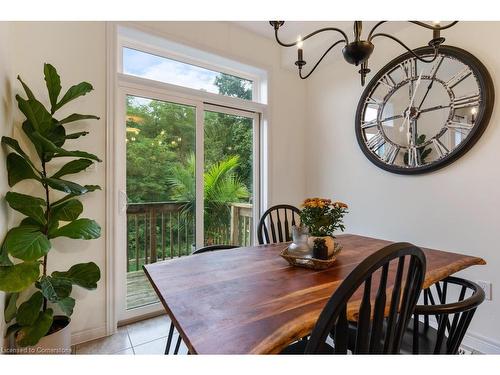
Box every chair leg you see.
[164,322,175,355]
[173,335,182,354]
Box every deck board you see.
[127,270,159,309]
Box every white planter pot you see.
[12,316,71,355]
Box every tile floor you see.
[73,315,189,355]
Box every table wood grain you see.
[143,234,485,354]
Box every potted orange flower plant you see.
[299,198,348,257]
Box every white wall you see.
[0,22,14,351]
[2,21,307,344]
[305,21,500,352]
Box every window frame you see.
[118,33,263,103]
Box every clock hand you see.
[418,56,445,110]
[400,70,423,133]
[417,80,434,110]
[419,104,450,114]
[380,114,404,123]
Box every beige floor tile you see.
[134,337,168,355]
[75,327,132,354]
[126,314,171,347]
[134,334,189,355]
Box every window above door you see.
[117,25,268,105]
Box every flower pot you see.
[12,316,72,355]
[307,236,335,257]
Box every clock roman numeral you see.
[432,138,450,158]
[400,58,417,79]
[446,67,472,89]
[379,74,396,90]
[447,121,473,131]
[361,119,378,129]
[452,93,480,109]
[366,133,386,151]
[381,144,400,164]
[407,146,419,167]
[428,56,445,78]
[366,97,383,108]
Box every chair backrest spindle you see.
[257,205,301,245]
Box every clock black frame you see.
[355,45,494,175]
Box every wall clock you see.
[355,45,494,174]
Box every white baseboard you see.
[462,330,500,354]
[71,325,108,346]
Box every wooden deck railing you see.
[126,201,253,272]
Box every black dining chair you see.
[257,204,301,245]
[164,244,240,355]
[399,276,485,354]
[281,242,426,354]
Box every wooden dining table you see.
[143,234,486,354]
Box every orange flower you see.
[333,201,348,209]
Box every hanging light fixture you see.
[269,21,458,85]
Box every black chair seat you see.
[280,339,334,354]
[346,319,447,354]
[400,319,447,354]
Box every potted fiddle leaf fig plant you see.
[0,63,101,353]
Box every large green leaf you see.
[54,82,93,112]
[37,275,72,303]
[16,308,53,347]
[17,75,36,100]
[57,297,75,316]
[44,63,61,113]
[0,262,40,292]
[52,149,101,162]
[0,242,13,266]
[16,95,53,135]
[58,113,100,125]
[22,121,44,160]
[50,219,101,240]
[44,177,88,195]
[16,291,44,326]
[1,136,38,171]
[46,123,66,147]
[50,185,101,207]
[52,262,101,290]
[30,131,101,162]
[4,225,51,261]
[65,131,89,140]
[6,153,40,187]
[52,159,93,179]
[50,199,83,222]
[4,292,19,323]
[5,192,46,225]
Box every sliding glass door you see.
[116,92,260,321]
[203,106,259,247]
[124,94,197,312]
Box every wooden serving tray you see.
[280,243,343,270]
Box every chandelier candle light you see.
[269,21,458,85]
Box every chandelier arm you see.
[274,27,348,48]
[367,21,388,40]
[298,40,346,80]
[369,33,439,63]
[409,21,459,31]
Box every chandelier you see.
[269,21,458,85]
